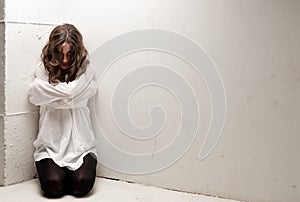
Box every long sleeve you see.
[31,63,98,171]
[29,64,97,108]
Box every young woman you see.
[29,24,98,198]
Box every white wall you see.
[1,1,299,202]
[64,1,300,202]
[1,0,62,185]
[0,0,5,186]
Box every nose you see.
[63,54,68,63]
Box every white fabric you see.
[29,63,98,171]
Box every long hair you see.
[41,24,89,84]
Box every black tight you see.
[35,153,97,198]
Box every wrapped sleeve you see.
[29,64,97,108]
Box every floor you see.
[0,177,242,202]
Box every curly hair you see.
[41,24,89,84]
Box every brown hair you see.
[41,24,89,84]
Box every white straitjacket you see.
[29,63,98,171]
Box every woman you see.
[29,24,98,198]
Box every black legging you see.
[35,153,97,198]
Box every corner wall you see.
[0,0,5,186]
[1,0,64,185]
[1,1,300,202]
[63,1,300,202]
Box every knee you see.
[72,175,96,197]
[40,177,65,198]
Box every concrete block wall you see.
[0,0,62,185]
[0,0,5,186]
[0,1,299,202]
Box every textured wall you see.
[0,0,4,21]
[62,1,300,202]
[2,0,62,185]
[3,23,47,185]
[0,0,5,186]
[1,1,300,202]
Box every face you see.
[59,42,71,69]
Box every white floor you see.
[0,177,242,202]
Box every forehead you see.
[62,42,71,51]
[56,42,71,52]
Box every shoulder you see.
[35,62,49,81]
[86,63,96,75]
[78,62,95,79]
